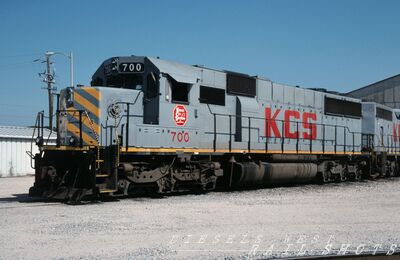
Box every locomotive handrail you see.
[372,133,400,154]
[32,110,45,143]
[29,111,45,169]
[56,109,60,147]
[100,120,142,148]
[207,112,364,154]
[61,101,400,154]
[102,101,144,149]
[208,111,362,135]
[83,111,100,145]
[209,113,364,134]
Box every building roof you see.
[0,126,56,139]
[347,73,400,96]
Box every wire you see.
[0,61,36,68]
[0,59,37,64]
[0,114,34,119]
[0,53,42,58]
[0,103,39,108]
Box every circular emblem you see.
[107,102,122,119]
[173,105,187,126]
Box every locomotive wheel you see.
[319,162,331,183]
[370,172,380,179]
[387,162,396,177]
[196,171,217,193]
[339,169,347,182]
[354,169,362,181]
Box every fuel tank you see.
[229,162,317,187]
[269,154,317,162]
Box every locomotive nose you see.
[64,87,101,146]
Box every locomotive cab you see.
[92,56,161,126]
[55,55,203,151]
[30,56,217,200]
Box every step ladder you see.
[95,148,117,195]
[83,111,118,195]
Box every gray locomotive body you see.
[29,56,400,201]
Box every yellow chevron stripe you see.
[67,122,98,145]
[81,87,101,101]
[74,92,100,118]
[67,109,100,135]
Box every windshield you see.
[105,74,143,89]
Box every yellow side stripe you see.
[41,145,400,156]
[67,122,98,145]
[42,145,90,151]
[121,147,362,155]
[74,92,100,118]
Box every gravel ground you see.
[0,176,399,259]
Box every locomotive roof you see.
[147,57,200,84]
[362,101,394,111]
[93,55,261,83]
[92,56,358,101]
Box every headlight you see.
[66,87,74,108]
[69,136,76,146]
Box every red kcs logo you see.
[173,105,187,126]
[265,107,317,140]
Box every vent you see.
[324,97,362,118]
[226,73,256,97]
[376,107,392,121]
[199,86,225,106]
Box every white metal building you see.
[0,126,55,177]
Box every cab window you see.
[169,77,190,103]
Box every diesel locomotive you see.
[29,55,400,201]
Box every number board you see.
[118,62,144,73]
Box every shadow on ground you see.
[0,193,47,203]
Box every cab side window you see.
[169,77,190,103]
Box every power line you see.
[0,114,35,119]
[0,61,36,68]
[0,53,42,58]
[0,103,40,108]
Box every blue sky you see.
[0,0,399,125]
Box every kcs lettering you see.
[265,107,317,140]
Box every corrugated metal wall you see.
[0,138,39,177]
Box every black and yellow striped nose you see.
[67,87,101,146]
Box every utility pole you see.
[36,51,73,130]
[44,52,56,130]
